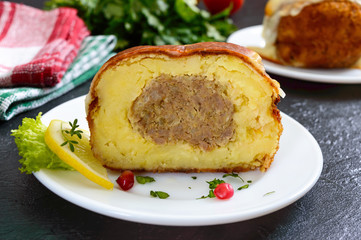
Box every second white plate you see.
[34,95,323,226]
[227,25,361,84]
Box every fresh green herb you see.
[264,191,276,196]
[65,119,83,138]
[150,190,169,199]
[197,178,225,199]
[206,178,225,189]
[11,113,73,174]
[223,172,244,182]
[136,176,156,184]
[237,184,249,190]
[60,138,78,152]
[191,176,197,180]
[197,190,216,199]
[60,119,83,152]
[247,180,252,183]
[44,0,237,50]
[188,187,191,189]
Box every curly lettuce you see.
[11,113,73,174]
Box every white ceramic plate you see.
[227,25,361,84]
[34,95,323,226]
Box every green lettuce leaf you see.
[11,113,73,174]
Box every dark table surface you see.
[1,0,361,239]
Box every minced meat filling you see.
[128,74,235,151]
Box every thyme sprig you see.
[60,119,83,152]
[223,172,244,182]
[197,178,225,199]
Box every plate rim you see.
[227,25,361,84]
[34,96,323,226]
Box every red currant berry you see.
[214,183,234,200]
[116,170,134,191]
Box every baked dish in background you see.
[257,0,361,69]
[86,42,284,173]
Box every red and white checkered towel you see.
[0,1,89,87]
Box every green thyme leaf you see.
[209,189,216,198]
[191,176,197,180]
[150,190,169,199]
[237,184,249,190]
[223,172,244,182]
[136,176,155,184]
[197,190,216,199]
[206,178,225,189]
[264,191,276,196]
[157,191,169,199]
[156,191,169,199]
[247,180,252,183]
[69,143,75,152]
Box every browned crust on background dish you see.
[276,0,361,68]
[86,42,282,172]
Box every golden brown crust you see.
[105,160,271,173]
[86,42,283,172]
[276,1,361,68]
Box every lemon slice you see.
[44,119,113,190]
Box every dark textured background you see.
[1,0,361,239]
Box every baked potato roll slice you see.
[86,42,283,172]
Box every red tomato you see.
[116,170,135,191]
[203,0,244,15]
[214,183,234,199]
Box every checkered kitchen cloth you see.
[0,35,116,120]
[0,1,89,87]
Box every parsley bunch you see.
[44,0,237,50]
